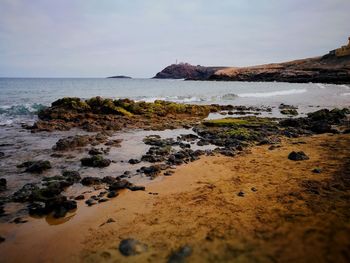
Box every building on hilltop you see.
[329,37,350,57]
[336,37,350,57]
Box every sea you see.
[0,78,349,125]
[0,78,349,220]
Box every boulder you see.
[168,245,192,263]
[80,177,102,186]
[118,239,148,256]
[18,160,52,173]
[80,155,111,167]
[0,178,6,191]
[288,151,309,161]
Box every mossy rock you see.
[86,97,133,116]
[225,127,258,140]
[51,97,90,112]
[280,109,298,116]
[203,117,276,128]
[307,108,349,123]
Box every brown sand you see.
[1,134,349,263]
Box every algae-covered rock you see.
[17,160,52,173]
[280,109,298,116]
[80,155,111,167]
[51,97,90,112]
[86,96,133,116]
[203,117,276,128]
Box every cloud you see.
[0,0,349,77]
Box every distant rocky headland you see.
[153,63,227,80]
[154,37,350,84]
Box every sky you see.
[0,0,349,78]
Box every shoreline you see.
[0,133,349,262]
[0,97,349,262]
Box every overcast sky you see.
[0,0,349,78]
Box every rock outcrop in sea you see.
[153,63,227,80]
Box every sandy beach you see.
[1,133,349,263]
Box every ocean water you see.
[0,78,349,125]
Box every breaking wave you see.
[237,89,307,98]
[0,103,47,117]
[134,96,205,103]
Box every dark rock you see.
[251,187,258,192]
[288,151,309,161]
[109,179,132,191]
[12,183,39,202]
[178,134,198,142]
[53,134,108,151]
[102,176,116,185]
[128,159,141,164]
[62,170,81,183]
[119,238,148,256]
[141,165,162,177]
[0,236,5,243]
[128,185,145,191]
[90,195,99,200]
[19,160,52,173]
[85,198,97,206]
[0,178,6,191]
[98,191,107,198]
[80,177,102,186]
[89,148,103,155]
[237,191,245,197]
[98,198,108,203]
[310,121,332,134]
[12,217,28,224]
[168,245,192,263]
[280,109,298,116]
[28,202,47,216]
[179,143,191,149]
[74,195,85,200]
[312,168,322,174]
[107,191,118,198]
[279,104,298,110]
[164,171,174,176]
[81,155,111,167]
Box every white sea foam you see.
[341,92,350,96]
[135,96,204,103]
[316,83,326,89]
[221,93,238,100]
[340,84,350,90]
[237,89,307,98]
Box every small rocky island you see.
[107,75,132,79]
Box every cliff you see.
[209,55,350,84]
[153,63,227,80]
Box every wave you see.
[0,103,47,116]
[237,89,307,98]
[134,96,205,103]
[316,83,326,89]
[339,84,350,90]
[341,92,350,96]
[221,93,238,100]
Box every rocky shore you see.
[0,97,349,262]
[154,54,350,84]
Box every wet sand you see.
[1,133,350,263]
